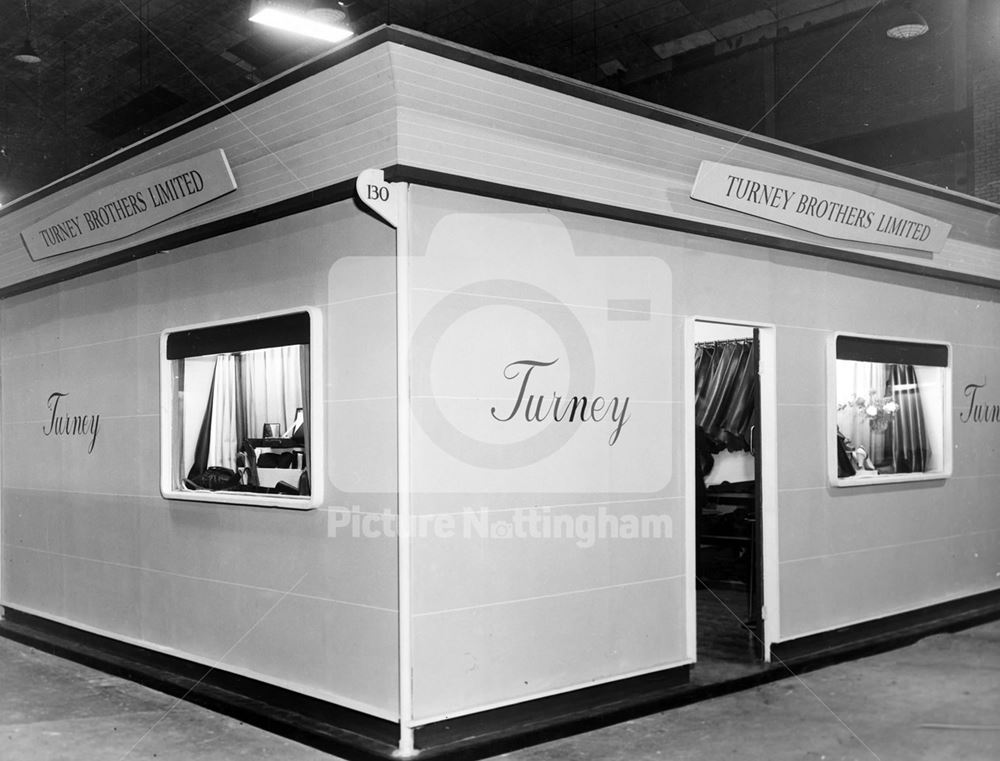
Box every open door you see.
[693,320,765,665]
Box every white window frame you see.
[159,306,324,509]
[827,331,952,488]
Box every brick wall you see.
[772,4,955,147]
[971,0,1000,204]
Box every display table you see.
[246,437,305,489]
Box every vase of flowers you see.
[839,391,899,432]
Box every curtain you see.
[206,354,241,471]
[187,364,216,480]
[886,363,928,473]
[298,345,310,444]
[241,346,303,438]
[695,340,757,452]
[186,346,304,481]
[836,361,889,467]
[187,354,241,477]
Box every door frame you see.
[684,316,779,661]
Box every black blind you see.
[836,335,948,367]
[166,312,310,359]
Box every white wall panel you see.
[411,576,687,722]
[1,201,401,719]
[409,498,684,616]
[779,530,1000,638]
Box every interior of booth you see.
[833,336,948,483]
[693,322,759,663]
[167,312,312,498]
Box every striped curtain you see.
[206,354,244,471]
[240,345,303,439]
[695,340,757,452]
[188,354,246,477]
[886,364,928,473]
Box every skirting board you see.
[771,587,1000,667]
[412,665,692,758]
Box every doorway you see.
[690,319,771,665]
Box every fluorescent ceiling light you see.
[249,5,353,43]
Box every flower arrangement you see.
[839,391,899,432]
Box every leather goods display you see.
[185,466,239,491]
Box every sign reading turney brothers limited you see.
[21,149,237,260]
[690,161,950,254]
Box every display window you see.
[830,333,951,486]
[160,308,323,508]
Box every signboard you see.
[690,161,951,253]
[21,149,237,260]
[356,168,403,228]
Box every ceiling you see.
[0,1,929,203]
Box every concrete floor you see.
[503,621,1000,761]
[1,621,997,761]
[0,635,330,761]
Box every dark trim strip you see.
[0,607,399,759]
[836,336,950,367]
[2,26,996,221]
[0,178,357,300]
[385,165,1000,291]
[771,587,1000,666]
[166,311,310,359]
[413,665,691,757]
